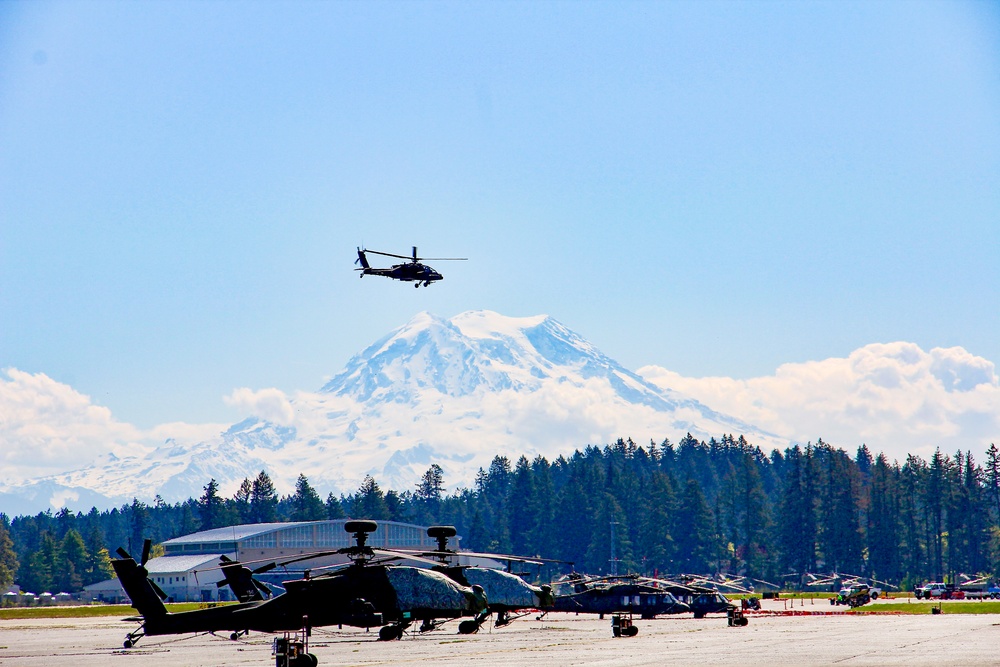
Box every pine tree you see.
[89,547,114,584]
[250,471,279,523]
[927,449,948,580]
[325,493,346,520]
[179,501,200,535]
[778,446,816,577]
[674,477,716,573]
[126,498,150,554]
[0,519,18,593]
[23,532,58,593]
[636,470,675,574]
[551,473,592,566]
[985,444,1000,525]
[414,464,445,522]
[289,474,326,522]
[723,452,771,576]
[233,478,253,523]
[508,456,536,555]
[355,476,390,520]
[868,454,900,581]
[584,493,633,574]
[526,456,556,558]
[818,449,862,574]
[199,479,224,530]
[57,529,88,592]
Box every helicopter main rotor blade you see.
[363,249,468,262]
[364,249,417,261]
[405,549,546,566]
[372,548,450,568]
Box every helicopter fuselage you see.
[361,262,443,285]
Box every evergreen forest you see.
[3,434,1000,596]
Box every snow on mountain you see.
[5,311,785,511]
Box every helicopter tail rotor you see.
[355,247,371,270]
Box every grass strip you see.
[0,602,228,620]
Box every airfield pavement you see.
[2,599,999,667]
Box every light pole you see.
[610,521,620,576]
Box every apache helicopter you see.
[405,525,561,630]
[112,520,488,660]
[354,246,466,287]
[544,573,690,627]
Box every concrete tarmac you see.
[1,606,998,667]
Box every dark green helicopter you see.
[354,246,466,287]
[112,520,487,661]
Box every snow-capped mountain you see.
[4,311,785,511]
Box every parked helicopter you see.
[543,573,690,629]
[354,246,466,287]
[406,525,562,630]
[112,520,488,660]
[668,574,765,618]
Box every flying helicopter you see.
[354,246,467,287]
[111,520,488,661]
[405,525,562,630]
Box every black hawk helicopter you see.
[405,525,562,631]
[355,246,466,287]
[112,520,488,661]
[544,573,691,629]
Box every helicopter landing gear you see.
[378,621,409,641]
[414,283,420,288]
[457,619,480,634]
[458,608,491,635]
[423,281,431,287]
[123,625,145,648]
[495,610,510,627]
[418,618,448,633]
[230,629,250,640]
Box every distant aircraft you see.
[355,246,466,287]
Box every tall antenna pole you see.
[610,522,616,576]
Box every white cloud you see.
[224,387,296,426]
[638,342,1000,463]
[0,368,224,483]
[0,368,135,480]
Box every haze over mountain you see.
[0,311,784,513]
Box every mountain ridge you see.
[2,310,784,513]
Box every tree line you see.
[3,435,999,594]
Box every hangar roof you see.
[145,553,223,574]
[162,522,294,545]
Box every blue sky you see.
[2,0,999,437]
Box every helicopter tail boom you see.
[111,554,168,622]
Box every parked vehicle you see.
[831,584,873,607]
[915,582,952,599]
